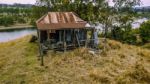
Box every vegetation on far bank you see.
[0,36,150,84]
[0,7,33,27]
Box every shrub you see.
[110,27,138,44]
[122,30,137,44]
[30,19,36,26]
[17,18,26,23]
[0,16,14,26]
[139,21,150,43]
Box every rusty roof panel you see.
[36,12,87,30]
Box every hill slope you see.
[0,36,150,84]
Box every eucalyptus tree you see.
[34,0,141,43]
[35,0,141,27]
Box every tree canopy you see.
[33,0,142,44]
[34,0,141,26]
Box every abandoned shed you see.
[36,12,98,65]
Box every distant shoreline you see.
[0,24,36,31]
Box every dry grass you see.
[0,36,150,84]
[142,43,150,49]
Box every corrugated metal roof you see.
[36,12,87,30]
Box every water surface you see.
[132,18,148,29]
[0,29,36,43]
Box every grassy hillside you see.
[143,43,150,49]
[0,36,150,84]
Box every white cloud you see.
[0,0,36,4]
[141,0,150,6]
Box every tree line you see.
[0,7,32,26]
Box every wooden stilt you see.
[47,30,50,41]
[73,29,76,47]
[75,30,80,47]
[85,29,88,48]
[59,30,62,42]
[93,29,95,48]
[90,29,94,48]
[37,30,44,66]
[63,30,66,52]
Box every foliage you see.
[0,7,32,26]
[122,30,137,44]
[33,0,142,45]
[31,6,48,19]
[0,16,14,26]
[110,26,137,44]
[17,18,26,23]
[139,21,150,43]
[0,7,32,15]
[110,20,150,45]
[30,19,36,26]
[34,0,140,29]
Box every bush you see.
[111,26,124,41]
[17,18,26,23]
[122,30,137,44]
[110,26,138,44]
[30,19,36,26]
[139,21,150,43]
[0,16,14,26]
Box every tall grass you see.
[0,36,150,84]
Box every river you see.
[94,18,148,30]
[0,28,36,43]
[132,18,148,29]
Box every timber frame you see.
[37,28,96,66]
[36,12,97,66]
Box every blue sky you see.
[0,0,150,6]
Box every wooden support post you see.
[37,30,44,66]
[73,29,76,47]
[75,30,81,47]
[47,30,50,41]
[91,29,94,48]
[63,30,66,52]
[59,30,62,42]
[40,49,44,66]
[47,30,51,45]
[85,29,88,48]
